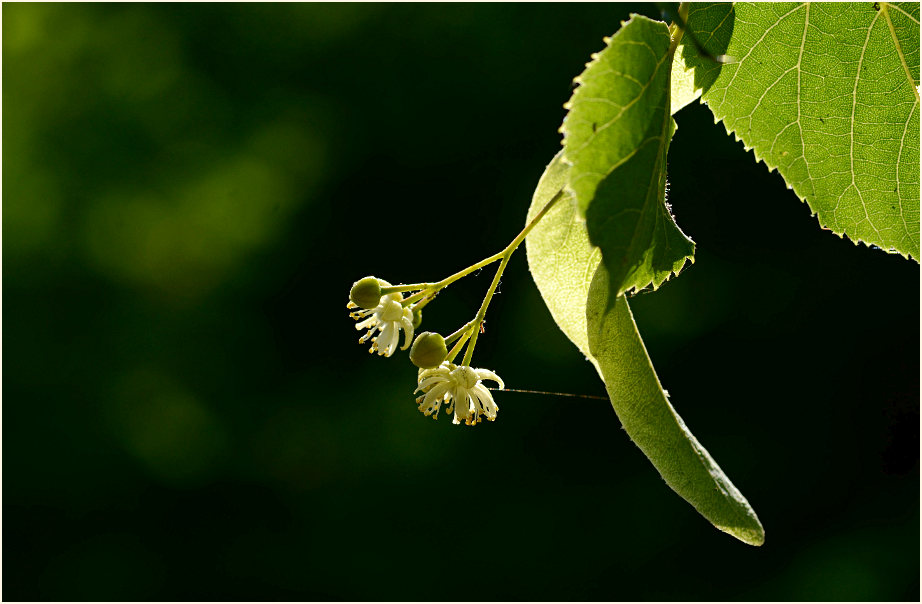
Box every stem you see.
[398,251,504,307]
[668,3,689,54]
[381,283,428,295]
[460,188,565,366]
[500,188,565,259]
[461,254,509,366]
[412,292,437,312]
[393,187,564,366]
[431,252,505,291]
[401,187,564,311]
[401,289,430,306]
[446,330,471,363]
[445,320,476,345]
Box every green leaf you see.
[681,2,921,260]
[562,14,695,300]
[670,44,703,114]
[526,152,765,546]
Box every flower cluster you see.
[348,275,504,427]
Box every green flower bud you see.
[410,332,448,369]
[412,307,423,329]
[350,276,383,309]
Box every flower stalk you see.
[346,186,564,424]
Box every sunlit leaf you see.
[562,14,695,300]
[680,2,921,260]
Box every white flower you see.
[349,292,415,357]
[414,362,504,425]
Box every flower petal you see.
[376,322,397,356]
[468,391,483,425]
[415,375,448,394]
[472,383,498,420]
[474,368,504,390]
[400,315,414,351]
[355,316,377,331]
[419,364,450,381]
[418,391,440,417]
[384,324,400,357]
[420,382,450,416]
[452,391,473,425]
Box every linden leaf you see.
[680,2,920,260]
[562,14,695,300]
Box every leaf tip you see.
[731,524,765,547]
[714,511,765,547]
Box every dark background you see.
[4,3,918,601]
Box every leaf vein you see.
[717,3,807,109]
[796,3,816,198]
[889,2,920,25]
[848,10,882,239]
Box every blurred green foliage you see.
[4,3,918,600]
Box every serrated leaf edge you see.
[560,14,697,295]
[682,3,920,262]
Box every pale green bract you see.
[525,152,764,546]
[678,2,921,260]
[561,15,695,301]
[670,44,703,115]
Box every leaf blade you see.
[683,2,921,260]
[562,14,695,298]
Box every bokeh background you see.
[4,3,919,601]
